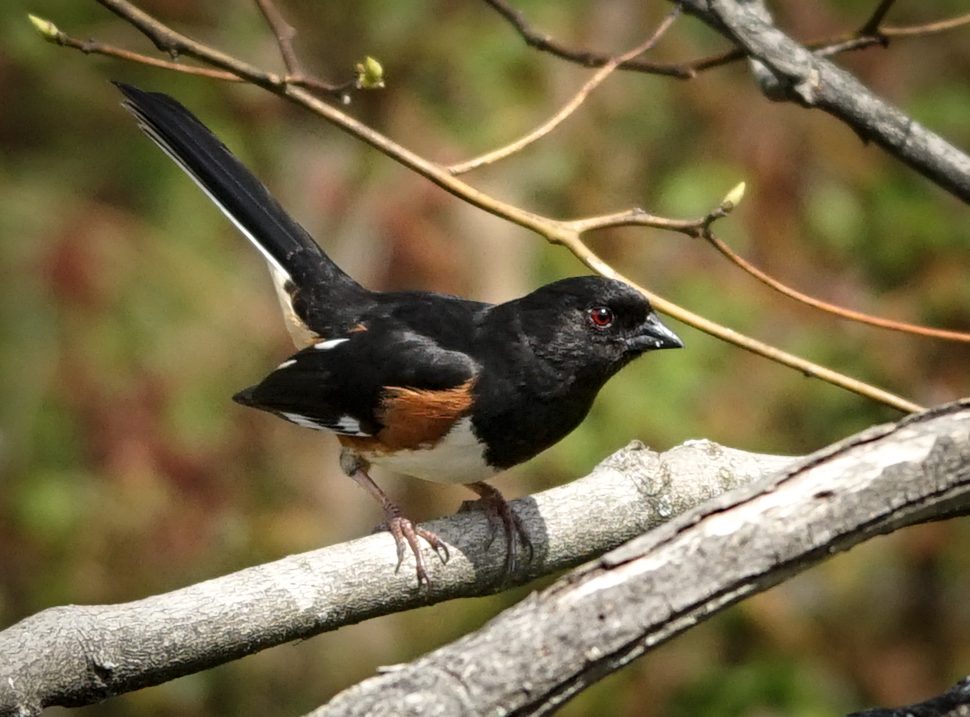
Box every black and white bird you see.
[116,82,683,586]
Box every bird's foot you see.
[465,481,533,579]
[344,453,448,588]
[379,506,450,588]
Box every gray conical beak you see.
[627,311,683,351]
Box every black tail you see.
[114,82,363,309]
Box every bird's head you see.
[505,275,683,384]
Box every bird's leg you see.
[465,481,533,577]
[340,450,449,587]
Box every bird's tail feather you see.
[114,82,363,315]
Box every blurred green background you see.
[2,1,969,715]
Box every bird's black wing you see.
[234,326,479,439]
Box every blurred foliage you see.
[1,1,968,715]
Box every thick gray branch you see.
[0,440,786,716]
[674,0,970,202]
[311,401,970,717]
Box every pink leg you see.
[343,456,449,587]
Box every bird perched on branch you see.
[115,82,683,587]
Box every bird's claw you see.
[382,514,449,588]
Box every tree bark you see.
[310,401,970,716]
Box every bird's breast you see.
[352,416,499,484]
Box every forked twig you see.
[254,0,301,76]
[859,0,898,36]
[253,0,357,96]
[448,9,680,175]
[481,0,693,78]
[483,0,970,77]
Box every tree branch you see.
[674,0,970,203]
[310,400,970,716]
[0,441,789,716]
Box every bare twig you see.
[95,0,284,86]
[702,230,970,343]
[448,10,680,175]
[253,0,356,96]
[254,0,301,76]
[482,0,970,79]
[882,11,970,37]
[94,0,355,95]
[481,0,694,78]
[812,10,970,59]
[29,16,244,82]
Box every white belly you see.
[367,416,498,484]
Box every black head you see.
[501,275,682,384]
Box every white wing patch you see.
[281,412,326,431]
[314,338,350,350]
[280,411,365,436]
[331,416,363,435]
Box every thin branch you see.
[481,0,970,79]
[859,0,897,37]
[448,9,680,175]
[96,0,278,84]
[809,11,970,59]
[36,23,245,82]
[480,0,694,78]
[94,0,355,96]
[254,0,301,77]
[251,0,356,96]
[45,0,928,415]
[702,230,970,343]
[883,11,970,37]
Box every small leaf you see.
[720,181,746,211]
[355,56,385,90]
[28,13,62,42]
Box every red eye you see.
[588,306,615,329]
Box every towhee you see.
[115,82,683,586]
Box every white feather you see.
[280,412,325,431]
[314,338,350,351]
